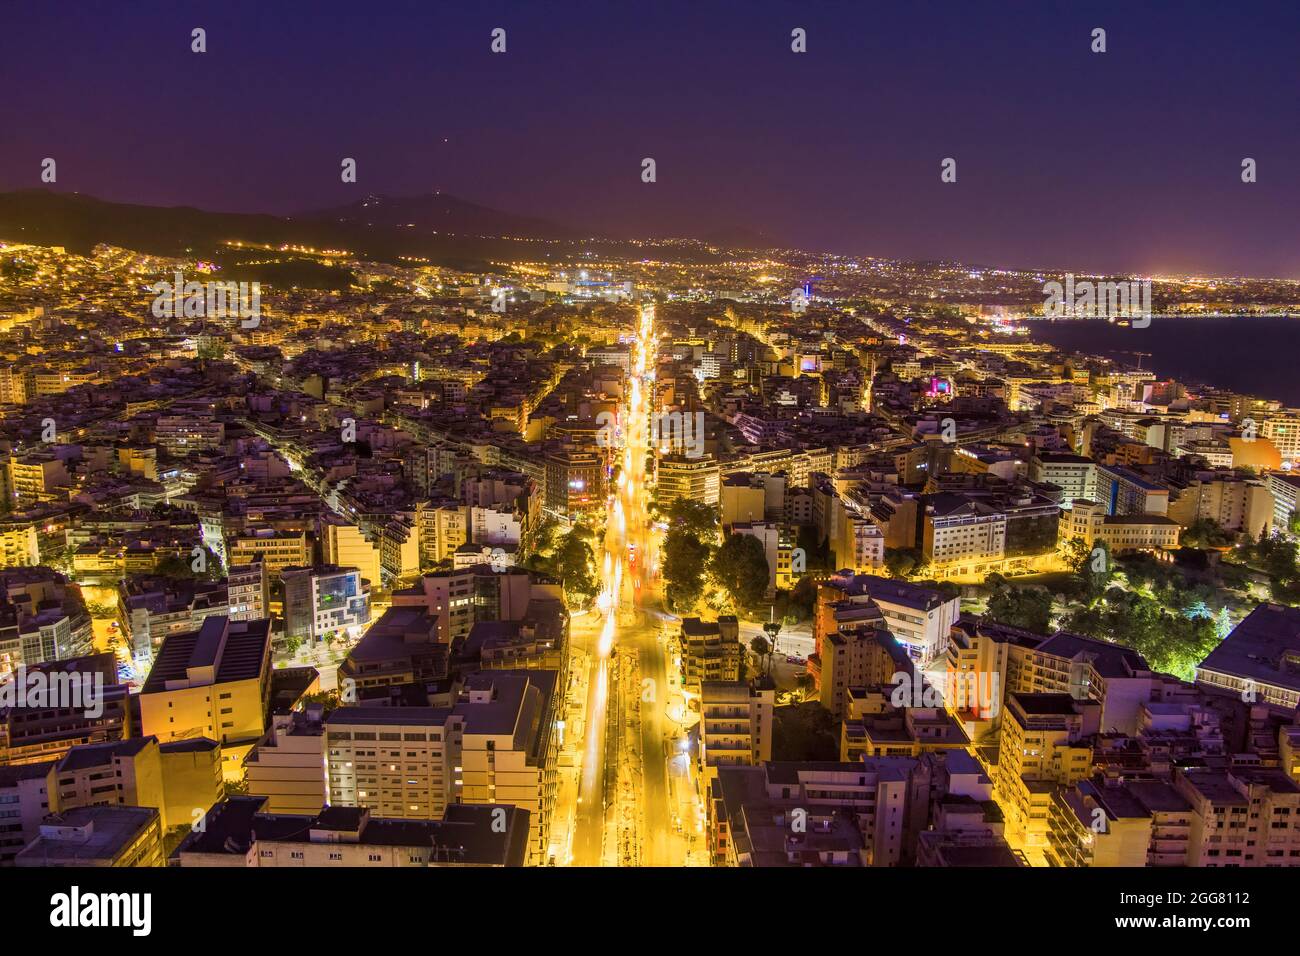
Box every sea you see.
[1021,315,1300,407]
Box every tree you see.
[793,672,816,703]
[154,549,223,582]
[1077,539,1115,603]
[795,525,831,573]
[663,499,719,541]
[556,527,599,606]
[297,689,343,715]
[1061,536,1090,574]
[1183,518,1233,549]
[521,515,561,562]
[1214,606,1233,640]
[986,583,1053,634]
[749,636,772,677]
[1061,590,1222,680]
[711,533,770,611]
[884,547,922,579]
[1260,534,1298,583]
[663,529,710,613]
[787,576,818,621]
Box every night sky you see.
[2,0,1298,278]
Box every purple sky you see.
[1,0,1298,277]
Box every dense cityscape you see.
[2,228,1300,877]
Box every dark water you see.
[1024,315,1300,407]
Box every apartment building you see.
[325,670,558,864]
[543,448,605,515]
[1062,500,1181,553]
[656,453,721,507]
[1046,777,1162,867]
[923,494,1007,574]
[0,761,53,863]
[815,572,960,666]
[15,804,165,867]
[392,565,535,645]
[679,617,742,692]
[819,624,916,719]
[1012,631,1156,735]
[708,759,922,867]
[155,415,225,458]
[282,564,370,647]
[325,706,458,824]
[457,671,559,865]
[1264,471,1300,534]
[1166,471,1273,538]
[1196,603,1300,711]
[321,517,383,585]
[178,796,529,867]
[0,654,132,767]
[699,680,775,772]
[840,686,970,761]
[0,522,39,569]
[337,606,448,691]
[1028,452,1096,508]
[721,472,784,526]
[1174,767,1300,866]
[994,693,1100,851]
[1094,463,1170,516]
[944,616,1054,742]
[227,530,313,583]
[118,575,230,664]
[1261,412,1300,465]
[138,616,273,781]
[415,500,469,568]
[245,708,328,814]
[226,557,269,622]
[47,736,222,831]
[7,454,70,509]
[378,515,421,585]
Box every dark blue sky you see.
[1,0,1298,277]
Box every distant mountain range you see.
[0,189,772,270]
[299,193,597,242]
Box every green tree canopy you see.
[985,583,1054,634]
[663,529,711,613]
[711,533,770,610]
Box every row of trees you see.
[980,537,1239,679]
[520,517,600,607]
[1234,531,1300,603]
[660,500,772,615]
